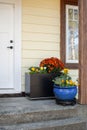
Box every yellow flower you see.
[36,69,39,72]
[31,67,35,71]
[40,67,44,70]
[69,80,73,85]
[66,80,69,84]
[64,68,69,74]
[73,82,78,86]
[61,80,64,83]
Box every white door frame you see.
[0,0,21,93]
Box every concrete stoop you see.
[0,106,79,124]
[0,118,86,130]
[0,97,87,130]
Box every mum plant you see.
[53,68,78,87]
[29,57,64,74]
[40,57,64,73]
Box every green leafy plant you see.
[53,69,78,87]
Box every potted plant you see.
[40,57,64,73]
[25,57,64,99]
[52,69,78,105]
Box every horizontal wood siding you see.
[22,0,60,91]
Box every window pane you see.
[74,9,78,20]
[66,5,78,63]
[68,21,78,60]
[68,9,73,19]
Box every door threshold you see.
[0,92,25,98]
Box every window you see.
[66,5,78,63]
[60,0,78,68]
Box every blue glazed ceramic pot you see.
[53,84,77,101]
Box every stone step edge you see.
[0,105,78,115]
[0,117,86,130]
[0,108,78,124]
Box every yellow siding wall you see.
[22,0,78,91]
[22,0,60,91]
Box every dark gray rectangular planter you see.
[25,73,58,99]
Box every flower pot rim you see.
[54,84,77,89]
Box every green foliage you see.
[52,69,78,87]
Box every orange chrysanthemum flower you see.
[40,57,64,73]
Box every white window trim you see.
[66,5,78,63]
[0,0,21,93]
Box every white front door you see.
[0,1,21,94]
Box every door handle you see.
[7,46,13,49]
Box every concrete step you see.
[0,99,79,124]
[0,117,86,130]
[0,98,87,130]
[0,106,78,124]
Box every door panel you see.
[0,4,14,89]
